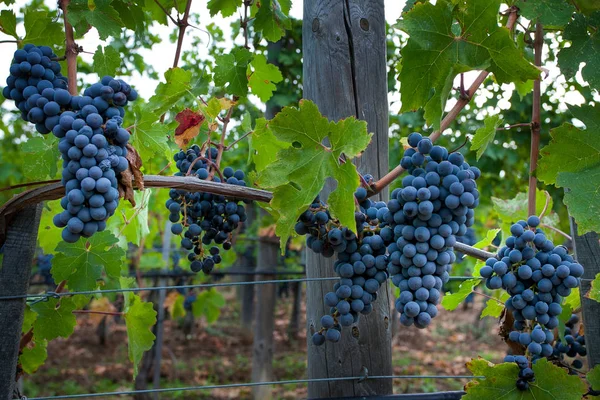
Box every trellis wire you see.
[0,276,483,303]
[18,375,481,400]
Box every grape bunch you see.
[508,323,555,359]
[167,145,248,274]
[3,44,69,134]
[304,187,391,345]
[389,133,480,328]
[553,314,586,370]
[481,216,583,332]
[36,254,55,286]
[503,355,536,391]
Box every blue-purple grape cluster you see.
[389,133,480,328]
[305,181,392,345]
[553,314,586,370]
[167,145,248,274]
[3,46,138,243]
[503,355,536,391]
[3,45,68,134]
[36,253,55,286]
[482,216,583,332]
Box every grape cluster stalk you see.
[3,45,138,242]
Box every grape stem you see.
[241,0,254,50]
[496,122,532,131]
[59,0,78,96]
[538,191,551,219]
[152,0,179,25]
[225,130,253,151]
[210,104,236,180]
[472,290,505,305]
[540,223,572,241]
[369,6,521,197]
[454,241,495,261]
[187,156,225,181]
[0,40,18,44]
[528,21,544,217]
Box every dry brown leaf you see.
[175,108,206,149]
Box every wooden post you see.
[288,280,302,340]
[571,218,600,367]
[303,0,392,397]
[152,221,172,399]
[251,213,278,400]
[0,204,43,400]
[238,205,256,337]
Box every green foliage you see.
[252,0,291,43]
[396,0,539,128]
[248,54,283,102]
[538,104,600,234]
[588,364,600,392]
[470,115,503,160]
[0,10,17,38]
[31,297,78,341]
[214,47,253,97]
[22,11,64,46]
[254,100,372,251]
[19,135,59,180]
[20,338,48,374]
[473,229,501,250]
[441,279,478,311]
[148,68,193,116]
[131,105,173,162]
[480,291,509,319]
[108,190,151,246]
[517,0,576,27]
[207,0,241,17]
[92,45,121,77]
[192,289,225,323]
[248,118,289,172]
[123,289,157,378]
[51,231,126,291]
[464,358,587,399]
[558,12,600,92]
[68,0,123,40]
[587,272,600,302]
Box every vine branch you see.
[59,0,78,96]
[529,21,543,217]
[369,6,521,196]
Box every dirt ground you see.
[21,287,506,399]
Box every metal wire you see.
[0,276,483,303]
[20,375,482,400]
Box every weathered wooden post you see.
[303,0,392,397]
[571,219,600,368]
[251,212,279,400]
[0,204,43,400]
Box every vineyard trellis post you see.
[0,204,42,400]
[571,219,600,368]
[303,0,392,397]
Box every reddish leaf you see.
[175,108,206,149]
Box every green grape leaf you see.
[92,45,121,78]
[20,338,48,374]
[538,104,600,234]
[587,272,600,302]
[207,0,241,17]
[112,0,145,37]
[68,0,123,40]
[22,305,37,333]
[558,302,573,343]
[131,106,172,161]
[240,111,252,133]
[564,287,580,310]
[517,0,575,27]
[169,293,186,319]
[253,0,291,42]
[398,0,539,128]
[572,0,600,15]
[248,54,283,102]
[192,289,225,323]
[108,190,150,246]
[0,10,18,38]
[51,231,125,291]
[148,68,192,116]
[492,189,561,242]
[441,278,478,311]
[558,13,600,91]
[480,291,509,319]
[22,11,64,47]
[470,115,503,160]
[464,358,587,400]
[473,228,501,250]
[213,47,252,97]
[248,118,289,172]
[37,200,64,254]
[588,364,600,391]
[20,135,59,180]
[31,297,78,341]
[254,100,372,251]
[123,292,157,378]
